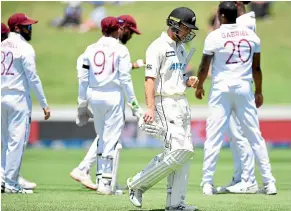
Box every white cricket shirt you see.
[203,24,261,84]
[79,36,136,104]
[145,32,188,96]
[236,11,256,32]
[1,32,48,108]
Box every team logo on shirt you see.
[166,51,176,57]
[146,64,152,70]
[169,63,186,71]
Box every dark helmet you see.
[166,7,199,43]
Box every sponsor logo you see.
[166,51,176,57]
[169,63,186,71]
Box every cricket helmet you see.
[166,7,198,43]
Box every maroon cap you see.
[101,16,120,34]
[118,15,141,35]
[8,13,38,30]
[1,23,10,34]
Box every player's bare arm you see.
[144,76,155,123]
[195,54,213,99]
[252,52,263,108]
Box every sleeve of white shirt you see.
[145,43,162,78]
[118,46,136,104]
[253,34,261,53]
[22,47,48,109]
[203,32,216,55]
[77,49,89,107]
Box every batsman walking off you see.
[127,7,199,211]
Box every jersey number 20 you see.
[93,51,115,75]
[1,51,14,75]
[224,39,252,64]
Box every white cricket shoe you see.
[70,167,97,190]
[216,178,240,194]
[19,176,37,190]
[257,182,277,195]
[127,178,143,208]
[166,203,198,211]
[97,179,112,195]
[202,183,215,195]
[226,181,258,194]
[5,187,33,194]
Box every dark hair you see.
[219,1,238,23]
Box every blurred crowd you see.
[50,1,134,33]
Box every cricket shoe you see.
[202,183,216,195]
[166,203,198,211]
[97,179,112,195]
[19,176,37,190]
[226,181,258,194]
[216,178,240,194]
[127,178,143,208]
[4,187,33,194]
[257,182,277,195]
[70,167,97,190]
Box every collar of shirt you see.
[100,36,119,44]
[8,32,28,43]
[220,23,239,29]
[161,31,180,47]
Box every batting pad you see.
[129,149,194,192]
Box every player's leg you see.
[165,98,196,210]
[225,112,257,193]
[128,97,195,209]
[97,99,125,195]
[70,135,98,190]
[234,81,276,195]
[201,87,232,195]
[229,114,242,183]
[89,96,108,192]
[4,94,32,193]
[17,98,36,191]
[1,101,9,192]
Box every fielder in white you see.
[214,1,257,194]
[127,7,199,211]
[1,13,50,194]
[1,22,38,192]
[77,16,143,195]
[195,1,277,195]
[70,15,144,191]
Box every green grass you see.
[2,148,291,211]
[1,2,291,105]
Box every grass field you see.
[1,1,291,105]
[2,148,291,211]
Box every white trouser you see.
[1,91,31,190]
[131,95,193,207]
[89,88,124,180]
[78,136,98,171]
[228,112,256,183]
[202,80,275,185]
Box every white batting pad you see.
[169,161,191,207]
[111,143,122,193]
[129,149,194,192]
